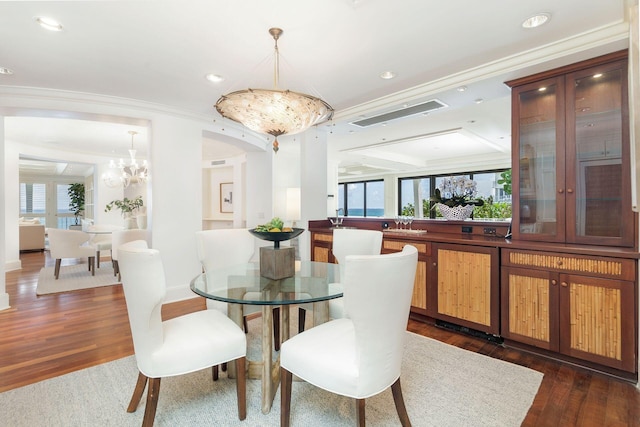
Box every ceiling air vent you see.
[351,99,448,127]
[210,160,226,166]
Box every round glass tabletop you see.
[190,260,342,305]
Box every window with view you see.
[337,180,385,217]
[399,169,511,219]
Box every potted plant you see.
[105,196,144,229]
[67,183,85,226]
[430,176,484,220]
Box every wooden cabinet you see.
[429,243,500,334]
[310,231,335,263]
[310,231,430,314]
[501,249,637,373]
[382,238,430,315]
[507,51,634,247]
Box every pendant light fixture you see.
[215,28,334,153]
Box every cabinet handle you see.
[551,279,557,285]
[567,188,574,194]
[558,188,564,194]
[557,260,563,266]
[432,262,437,267]
[561,282,568,287]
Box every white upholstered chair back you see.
[117,240,164,376]
[48,228,93,260]
[328,228,383,319]
[344,245,418,394]
[332,228,383,281]
[112,229,150,262]
[195,229,255,272]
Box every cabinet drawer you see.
[383,239,430,255]
[313,233,333,243]
[502,249,636,281]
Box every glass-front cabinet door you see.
[512,76,566,242]
[566,59,632,246]
[510,52,632,247]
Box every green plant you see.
[497,169,512,195]
[67,183,85,225]
[105,196,144,216]
[472,196,512,219]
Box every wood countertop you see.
[308,219,640,260]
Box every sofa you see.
[19,218,46,251]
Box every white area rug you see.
[0,326,543,426]
[36,263,120,295]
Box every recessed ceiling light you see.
[538,87,547,92]
[205,73,225,83]
[380,71,396,80]
[522,13,551,29]
[35,16,63,31]
[0,67,14,75]
[456,86,467,92]
[474,98,484,104]
[593,73,603,79]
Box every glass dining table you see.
[190,260,342,414]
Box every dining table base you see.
[226,301,328,414]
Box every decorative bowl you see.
[436,203,475,221]
[248,227,305,248]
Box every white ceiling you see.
[0,0,631,178]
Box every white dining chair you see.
[118,241,247,426]
[298,228,383,331]
[47,228,96,279]
[111,229,150,280]
[195,229,281,350]
[87,224,123,268]
[280,245,418,427]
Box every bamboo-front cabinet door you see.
[428,243,500,335]
[381,238,430,315]
[501,249,636,373]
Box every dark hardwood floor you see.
[2,251,639,426]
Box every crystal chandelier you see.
[215,28,334,153]
[102,131,149,188]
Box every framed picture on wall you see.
[220,182,233,213]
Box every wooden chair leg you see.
[96,250,101,268]
[113,260,119,278]
[89,256,95,276]
[243,316,249,334]
[222,362,227,372]
[356,398,366,427]
[280,367,293,427]
[127,371,148,412]
[298,307,306,333]
[391,378,412,427]
[235,357,247,420]
[273,307,280,351]
[54,259,61,279]
[142,377,161,427]
[212,365,219,381]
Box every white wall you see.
[4,140,20,271]
[0,115,8,310]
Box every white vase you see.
[436,203,475,220]
[124,214,138,229]
[136,214,147,229]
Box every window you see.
[20,181,79,228]
[337,179,385,217]
[399,169,511,219]
[20,183,46,216]
[399,177,430,218]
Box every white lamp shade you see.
[286,188,301,221]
